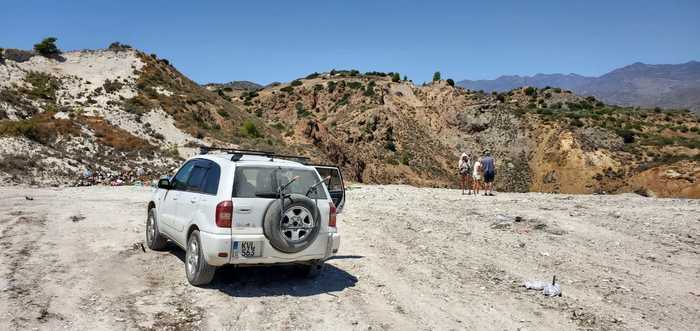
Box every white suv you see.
[146,148,345,286]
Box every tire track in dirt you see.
[0,211,65,329]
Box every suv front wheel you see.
[185,230,216,286]
[146,208,168,251]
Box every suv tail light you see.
[329,201,337,227]
[216,201,233,228]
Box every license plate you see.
[238,241,262,258]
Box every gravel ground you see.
[0,185,698,330]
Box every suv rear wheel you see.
[185,230,216,286]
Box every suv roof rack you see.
[199,146,311,163]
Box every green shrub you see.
[570,118,584,127]
[400,151,412,165]
[524,86,536,96]
[552,87,562,93]
[347,81,363,89]
[327,81,337,93]
[240,120,261,138]
[122,95,152,114]
[242,91,258,101]
[385,141,396,151]
[296,102,311,117]
[446,78,455,87]
[0,47,4,61]
[24,71,61,101]
[107,42,132,52]
[33,37,61,57]
[432,71,441,81]
[305,72,320,79]
[103,79,124,94]
[391,72,400,82]
[336,94,350,107]
[363,81,376,96]
[616,129,635,144]
[217,109,229,118]
[280,86,294,93]
[364,71,387,77]
[538,109,554,116]
[290,80,303,86]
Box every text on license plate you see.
[239,241,262,258]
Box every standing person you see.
[472,157,483,195]
[458,152,473,195]
[481,150,496,196]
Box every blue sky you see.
[1,0,698,84]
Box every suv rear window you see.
[233,166,327,199]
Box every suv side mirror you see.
[158,178,172,190]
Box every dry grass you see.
[79,116,154,152]
[0,112,79,144]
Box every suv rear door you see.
[313,165,345,213]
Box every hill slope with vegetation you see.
[216,72,700,198]
[1,40,698,197]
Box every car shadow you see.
[164,244,360,297]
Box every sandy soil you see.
[0,185,698,330]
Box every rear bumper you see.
[199,230,340,267]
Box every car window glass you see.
[202,163,221,195]
[187,166,208,192]
[233,166,327,199]
[172,161,196,191]
[316,167,343,192]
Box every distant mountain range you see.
[458,61,700,113]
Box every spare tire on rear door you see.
[263,194,321,254]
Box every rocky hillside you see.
[1,45,698,197]
[458,61,700,114]
[0,43,273,185]
[209,72,700,198]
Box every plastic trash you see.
[524,276,561,297]
[524,280,548,290]
[543,283,562,297]
[495,214,514,222]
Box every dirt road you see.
[0,185,698,330]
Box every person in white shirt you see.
[472,157,483,195]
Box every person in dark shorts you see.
[481,150,496,196]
